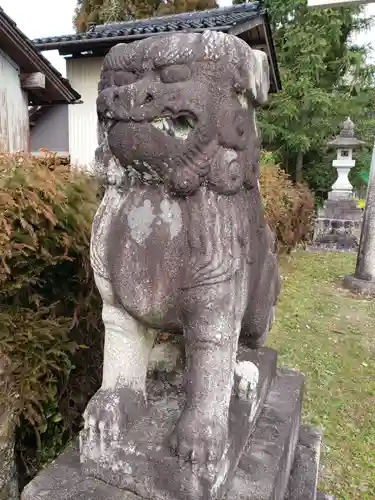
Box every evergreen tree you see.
[74,0,218,32]
[238,0,375,183]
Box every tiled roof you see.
[33,3,264,51]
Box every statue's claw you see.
[168,408,227,465]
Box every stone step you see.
[21,444,139,500]
[21,367,330,500]
[22,348,278,500]
[285,425,323,500]
[0,408,19,500]
[81,347,278,500]
[226,369,304,500]
[318,199,363,220]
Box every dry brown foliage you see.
[260,155,315,252]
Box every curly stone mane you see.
[94,31,269,195]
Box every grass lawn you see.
[267,251,375,500]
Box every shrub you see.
[260,153,315,252]
[0,153,103,486]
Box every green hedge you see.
[0,153,103,486]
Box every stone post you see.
[343,137,375,295]
[0,409,19,500]
[0,356,19,500]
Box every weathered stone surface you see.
[318,199,363,220]
[21,444,140,500]
[22,364,318,500]
[316,494,336,500]
[285,425,322,500]
[313,199,363,251]
[342,274,375,297]
[84,30,281,500]
[0,411,19,500]
[226,370,304,500]
[22,348,277,500]
[81,347,277,500]
[147,341,184,374]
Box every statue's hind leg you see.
[80,273,156,459]
[241,240,280,349]
[169,274,248,465]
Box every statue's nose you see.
[97,85,157,120]
[97,87,131,120]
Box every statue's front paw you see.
[168,409,228,464]
[80,387,145,460]
[80,389,119,460]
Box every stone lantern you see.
[313,118,365,250]
[327,117,364,199]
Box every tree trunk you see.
[295,151,303,183]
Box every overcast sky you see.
[1,0,374,76]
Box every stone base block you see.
[0,408,19,500]
[313,218,362,251]
[313,198,363,251]
[227,369,304,500]
[285,425,322,500]
[80,347,277,500]
[342,274,375,297]
[21,445,138,500]
[317,199,362,220]
[22,367,317,500]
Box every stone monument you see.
[314,117,365,250]
[0,355,18,500]
[22,32,327,500]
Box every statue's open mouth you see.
[103,111,198,143]
[150,112,197,141]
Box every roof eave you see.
[228,13,281,92]
[0,9,80,103]
[327,139,366,148]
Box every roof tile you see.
[33,3,264,49]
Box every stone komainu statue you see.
[85,31,280,466]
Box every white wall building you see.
[0,7,80,154]
[66,57,103,168]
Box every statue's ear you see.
[246,49,270,107]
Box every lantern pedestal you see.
[329,158,355,200]
[314,199,363,251]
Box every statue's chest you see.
[92,186,257,288]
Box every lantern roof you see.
[327,117,365,149]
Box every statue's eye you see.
[98,71,113,92]
[160,65,191,84]
[114,71,138,86]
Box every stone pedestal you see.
[342,274,375,297]
[330,158,355,199]
[0,408,19,500]
[22,30,330,500]
[313,198,363,251]
[22,347,327,500]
